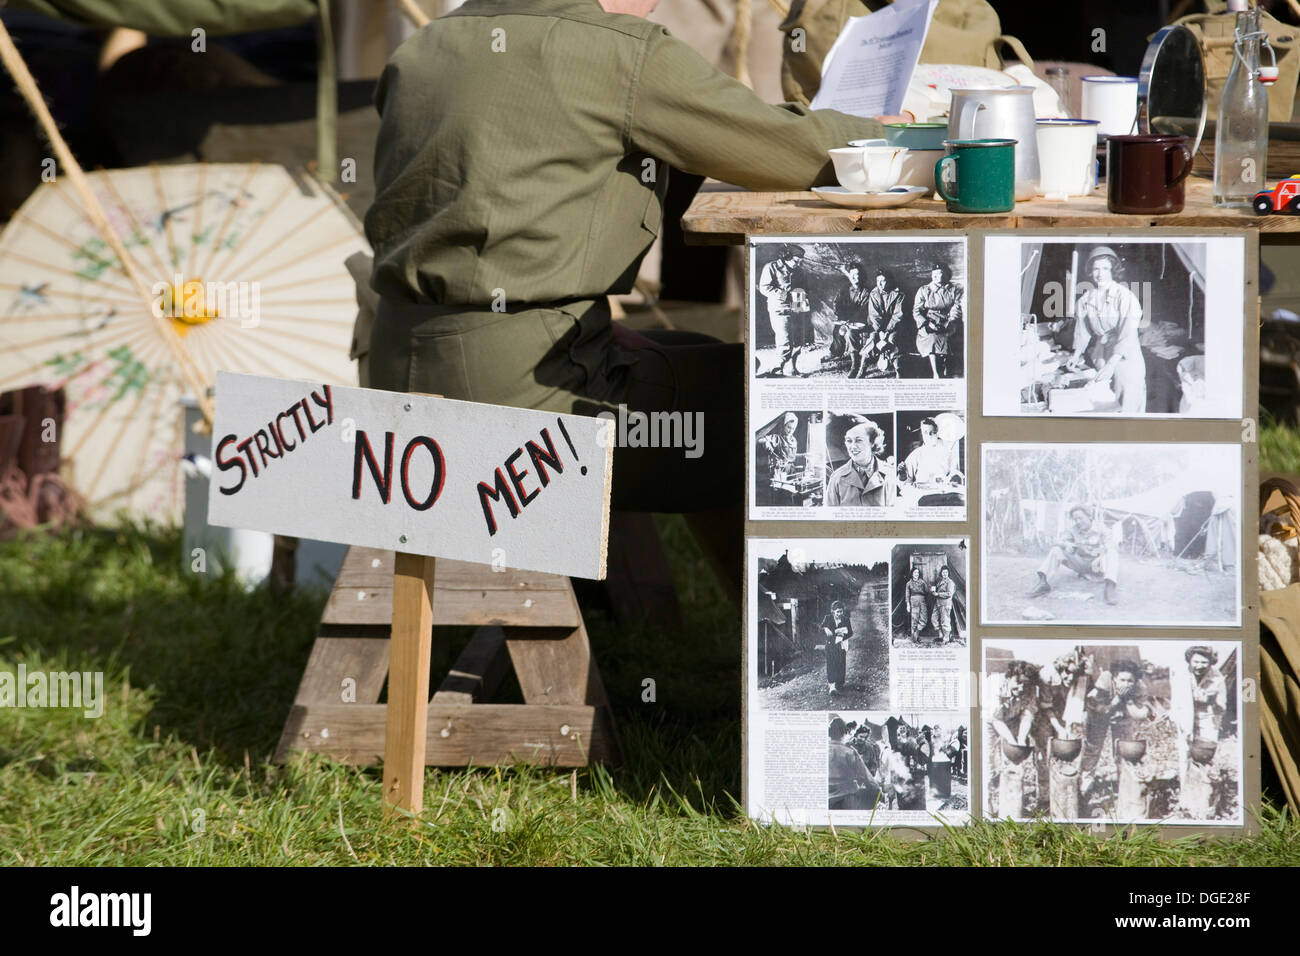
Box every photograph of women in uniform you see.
[823,413,896,508]
[981,443,1241,627]
[749,237,967,381]
[750,539,890,712]
[890,541,968,647]
[982,639,1242,824]
[896,410,965,510]
[912,263,963,379]
[753,410,824,507]
[981,235,1246,419]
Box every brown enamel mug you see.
[1106,134,1194,215]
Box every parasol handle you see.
[0,17,215,426]
[395,0,432,27]
[733,0,752,88]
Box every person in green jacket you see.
[364,0,902,595]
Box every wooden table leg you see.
[383,551,437,818]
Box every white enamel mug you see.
[827,145,908,193]
[1080,75,1138,137]
[1035,119,1099,199]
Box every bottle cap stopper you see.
[1261,65,1280,84]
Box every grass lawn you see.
[0,466,1297,865]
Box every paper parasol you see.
[0,162,368,523]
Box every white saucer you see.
[812,185,930,209]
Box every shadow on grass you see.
[577,514,744,815]
[0,522,325,765]
[0,515,746,809]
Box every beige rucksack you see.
[1176,1,1300,124]
[776,0,1035,107]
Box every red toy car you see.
[1254,176,1300,214]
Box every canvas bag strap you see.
[1261,476,1300,545]
[995,33,1035,71]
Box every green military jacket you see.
[364,0,883,307]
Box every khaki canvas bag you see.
[776,0,1035,107]
[1176,1,1300,124]
[1256,477,1300,813]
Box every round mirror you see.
[1138,24,1207,154]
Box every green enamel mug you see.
[933,138,1017,213]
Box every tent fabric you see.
[1204,510,1238,568]
[8,0,319,36]
[1169,241,1207,295]
[1102,480,1234,520]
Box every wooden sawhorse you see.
[275,546,622,772]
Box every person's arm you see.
[992,715,1019,746]
[1068,296,1093,367]
[1014,708,1034,745]
[852,752,871,791]
[629,30,885,190]
[825,474,841,506]
[901,449,917,484]
[758,263,786,303]
[953,284,965,324]
[1096,288,1145,383]
[945,440,962,483]
[1208,672,1228,711]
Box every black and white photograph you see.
[981,443,1241,627]
[751,539,891,712]
[982,235,1246,418]
[828,712,969,820]
[982,639,1243,825]
[891,541,968,648]
[894,410,966,511]
[822,411,895,509]
[754,410,826,508]
[751,237,967,381]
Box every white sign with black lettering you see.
[207,372,613,579]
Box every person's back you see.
[367,0,659,306]
[366,0,886,308]
[363,0,896,592]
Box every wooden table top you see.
[681,176,1300,245]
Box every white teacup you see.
[1080,76,1138,137]
[828,145,908,193]
[896,148,943,196]
[1035,119,1098,199]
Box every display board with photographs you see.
[741,229,1258,835]
[747,537,971,827]
[749,236,968,522]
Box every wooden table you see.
[681,176,1300,245]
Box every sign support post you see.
[383,551,438,817]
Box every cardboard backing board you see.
[741,227,1260,836]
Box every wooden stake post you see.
[383,552,438,815]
